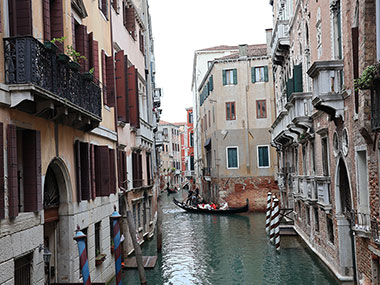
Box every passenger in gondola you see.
[185,189,194,205]
[210,202,217,210]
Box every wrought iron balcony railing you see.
[4,36,102,121]
[350,211,371,237]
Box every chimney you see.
[239,44,248,58]
[265,28,273,56]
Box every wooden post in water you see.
[157,192,163,252]
[269,195,276,244]
[273,198,281,251]
[265,192,272,235]
[126,208,147,284]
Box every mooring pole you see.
[157,193,163,253]
[265,192,272,235]
[273,198,281,251]
[73,225,91,285]
[110,206,122,285]
[269,195,276,244]
[126,209,147,284]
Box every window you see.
[326,215,334,244]
[226,147,239,169]
[306,206,310,225]
[15,253,33,285]
[357,150,369,215]
[190,155,194,171]
[223,69,237,85]
[95,221,101,256]
[252,66,269,83]
[226,102,236,120]
[208,110,211,127]
[302,144,307,175]
[256,100,267,118]
[321,137,329,176]
[123,3,136,39]
[188,112,193,124]
[314,207,319,232]
[98,0,109,19]
[258,146,270,168]
[133,203,137,228]
[137,202,141,228]
[190,132,194,147]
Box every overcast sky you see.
[149,1,274,123]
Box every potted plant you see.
[66,45,86,71]
[81,67,94,81]
[95,249,106,266]
[354,61,380,91]
[44,36,65,53]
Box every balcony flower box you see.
[44,41,58,53]
[68,61,81,71]
[95,253,106,266]
[57,53,70,64]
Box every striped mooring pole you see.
[111,205,122,285]
[273,198,281,251]
[265,192,272,235]
[73,225,91,285]
[269,195,276,244]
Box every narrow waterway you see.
[120,190,338,284]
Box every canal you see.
[120,190,338,284]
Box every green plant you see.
[66,45,86,63]
[50,36,66,45]
[354,61,380,91]
[89,67,94,74]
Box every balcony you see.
[4,36,102,131]
[153,88,161,108]
[351,211,370,238]
[270,110,298,148]
[136,119,154,149]
[315,176,332,212]
[271,20,290,65]
[371,218,380,244]
[307,60,344,120]
[287,92,313,135]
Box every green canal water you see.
[119,191,338,284]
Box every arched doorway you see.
[43,158,72,283]
[335,158,356,280]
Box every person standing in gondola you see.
[186,188,194,205]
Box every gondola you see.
[167,188,177,194]
[173,198,249,214]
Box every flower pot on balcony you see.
[95,253,106,266]
[68,61,81,72]
[81,72,94,81]
[44,41,58,53]
[57,53,70,64]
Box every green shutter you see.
[210,75,214,91]
[293,64,303,92]
[264,66,269,82]
[251,67,256,83]
[222,70,227,86]
[233,69,237,85]
[286,78,294,101]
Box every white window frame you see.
[226,146,239,169]
[257,145,270,168]
[225,69,234,85]
[255,66,265,82]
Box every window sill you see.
[95,253,107,266]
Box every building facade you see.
[270,0,380,283]
[197,43,277,209]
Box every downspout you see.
[240,45,250,171]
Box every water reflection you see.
[121,190,338,284]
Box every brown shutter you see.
[90,144,96,199]
[115,50,127,122]
[23,130,42,212]
[126,7,136,36]
[127,65,140,128]
[72,14,76,50]
[43,0,50,41]
[101,50,108,105]
[9,0,32,36]
[80,142,91,200]
[138,153,143,186]
[0,123,4,219]
[109,149,116,194]
[89,32,100,80]
[352,27,359,114]
[7,125,18,218]
[51,0,64,51]
[117,150,122,187]
[132,152,137,188]
[102,0,108,19]
[74,140,82,202]
[106,55,116,107]
[95,146,110,196]
[76,25,89,72]
[122,151,127,188]
[112,0,118,11]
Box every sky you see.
[149,0,274,123]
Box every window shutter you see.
[43,0,51,41]
[115,50,127,122]
[106,54,116,107]
[264,66,269,82]
[109,149,116,194]
[80,142,91,200]
[138,153,143,186]
[352,27,359,113]
[50,0,64,51]
[101,50,108,106]
[127,65,140,128]
[95,146,110,196]
[117,150,122,187]
[76,25,89,72]
[90,144,96,199]
[132,152,138,188]
[222,70,227,86]
[293,64,303,92]
[98,0,102,9]
[89,33,100,80]
[74,140,82,202]
[102,0,108,20]
[0,123,4,219]
[112,0,118,11]
[10,0,32,36]
[209,75,214,91]
[286,77,294,101]
[23,130,42,212]
[122,151,127,188]
[233,69,237,85]
[126,7,136,36]
[7,124,18,218]
[251,67,256,83]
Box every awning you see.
[204,138,211,149]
